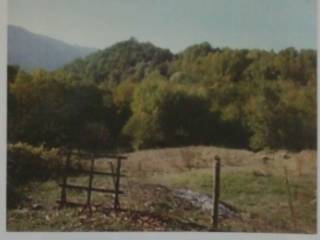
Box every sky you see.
[8,0,317,52]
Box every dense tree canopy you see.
[8,40,317,151]
[63,38,173,85]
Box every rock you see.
[26,196,33,202]
[15,208,29,214]
[282,153,290,159]
[252,170,271,177]
[31,203,43,210]
[261,156,270,164]
[173,188,239,218]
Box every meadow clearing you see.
[7,146,316,233]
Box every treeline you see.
[8,40,317,151]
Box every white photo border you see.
[0,0,319,239]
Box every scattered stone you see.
[31,203,43,210]
[15,208,29,214]
[252,170,271,177]
[282,153,290,159]
[173,189,239,218]
[262,156,270,164]
[26,196,33,202]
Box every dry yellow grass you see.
[121,146,316,178]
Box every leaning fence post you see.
[212,155,221,230]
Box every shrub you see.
[7,142,62,208]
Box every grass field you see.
[7,146,317,233]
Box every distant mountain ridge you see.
[8,25,98,71]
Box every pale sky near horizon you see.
[8,0,317,52]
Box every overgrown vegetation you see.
[7,143,61,208]
[7,142,84,208]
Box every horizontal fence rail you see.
[58,151,126,213]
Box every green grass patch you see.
[148,168,316,233]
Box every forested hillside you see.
[8,39,317,151]
[62,38,173,84]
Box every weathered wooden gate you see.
[57,151,127,213]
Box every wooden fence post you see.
[109,162,116,189]
[212,156,221,230]
[284,166,297,230]
[86,154,95,214]
[114,157,122,210]
[60,150,72,208]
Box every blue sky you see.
[8,0,317,52]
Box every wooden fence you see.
[57,151,127,214]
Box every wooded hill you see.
[8,39,317,151]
